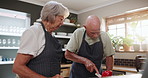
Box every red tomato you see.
[102,70,112,77]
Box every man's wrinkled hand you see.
[84,59,99,74]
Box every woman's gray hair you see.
[40,1,69,23]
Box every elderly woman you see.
[12,1,69,78]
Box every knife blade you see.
[95,73,102,78]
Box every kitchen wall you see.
[114,52,147,59]
[114,52,148,67]
[78,0,148,25]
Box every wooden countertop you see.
[103,74,142,78]
[60,64,141,77]
[61,64,138,73]
[61,64,72,69]
[102,65,137,73]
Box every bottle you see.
[0,56,2,61]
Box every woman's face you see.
[48,15,64,32]
[53,15,64,28]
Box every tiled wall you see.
[114,59,135,67]
[114,52,147,67]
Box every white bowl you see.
[64,19,70,23]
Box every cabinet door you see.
[0,8,30,64]
[0,8,30,48]
[0,8,30,36]
[61,68,70,77]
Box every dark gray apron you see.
[26,22,63,77]
[70,31,104,78]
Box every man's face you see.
[85,25,100,39]
[84,15,101,39]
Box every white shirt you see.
[17,22,45,58]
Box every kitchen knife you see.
[95,73,102,78]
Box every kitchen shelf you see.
[0,47,19,49]
[54,35,71,39]
[0,47,66,51]
[63,22,75,27]
[0,33,22,37]
[0,61,72,66]
[0,61,14,65]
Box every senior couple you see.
[12,1,115,78]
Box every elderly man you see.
[65,15,115,78]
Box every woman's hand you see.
[50,74,64,78]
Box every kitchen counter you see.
[60,64,140,77]
[102,65,137,73]
[60,64,72,77]
[102,73,142,78]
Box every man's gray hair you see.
[40,1,69,23]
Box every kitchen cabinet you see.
[0,8,30,63]
[61,64,72,77]
[0,8,30,78]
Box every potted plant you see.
[135,35,147,51]
[68,13,77,24]
[110,36,123,51]
[122,35,134,51]
[107,33,123,51]
[129,21,140,51]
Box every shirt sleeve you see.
[17,29,39,57]
[102,32,115,57]
[66,28,83,53]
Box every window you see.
[106,9,148,51]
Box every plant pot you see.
[123,44,131,51]
[133,44,140,51]
[141,44,148,51]
[70,20,76,23]
[115,45,120,51]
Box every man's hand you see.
[65,50,100,74]
[84,59,99,74]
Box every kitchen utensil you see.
[95,73,102,78]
